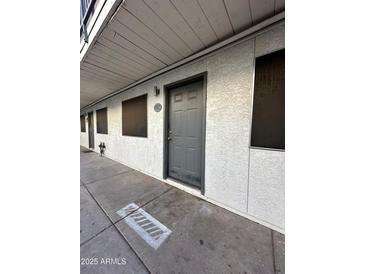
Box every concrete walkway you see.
[80,147,285,274]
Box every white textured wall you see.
[248,149,285,228]
[80,22,285,231]
[205,40,254,211]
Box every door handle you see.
[168,136,172,141]
[168,130,172,141]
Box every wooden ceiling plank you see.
[143,0,204,52]
[102,28,167,68]
[81,69,122,84]
[170,0,218,47]
[93,42,153,74]
[123,0,192,57]
[224,0,252,32]
[275,0,285,14]
[249,0,275,24]
[80,70,126,87]
[87,53,143,80]
[80,88,121,103]
[81,63,131,84]
[109,18,175,65]
[89,50,148,77]
[80,82,116,95]
[114,8,182,62]
[80,83,119,95]
[83,62,133,82]
[197,0,233,39]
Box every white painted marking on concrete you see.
[116,203,139,218]
[117,203,172,250]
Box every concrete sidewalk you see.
[80,147,285,274]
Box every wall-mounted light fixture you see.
[154,86,160,96]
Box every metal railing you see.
[80,0,96,43]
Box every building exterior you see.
[80,0,285,233]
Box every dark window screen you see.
[80,115,86,132]
[96,108,108,134]
[122,94,147,137]
[251,49,285,150]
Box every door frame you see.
[88,111,95,149]
[163,72,207,195]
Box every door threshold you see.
[165,177,202,196]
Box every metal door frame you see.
[88,111,95,149]
[163,72,207,195]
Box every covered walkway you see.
[80,147,285,273]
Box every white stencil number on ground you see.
[117,203,172,250]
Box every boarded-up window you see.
[122,94,147,137]
[96,108,108,134]
[251,49,285,150]
[80,115,86,132]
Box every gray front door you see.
[88,111,94,149]
[168,79,204,188]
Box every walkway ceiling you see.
[80,0,285,109]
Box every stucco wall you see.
[248,149,285,228]
[247,23,285,229]
[205,40,254,212]
[80,22,285,231]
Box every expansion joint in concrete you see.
[82,182,151,273]
[83,169,136,186]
